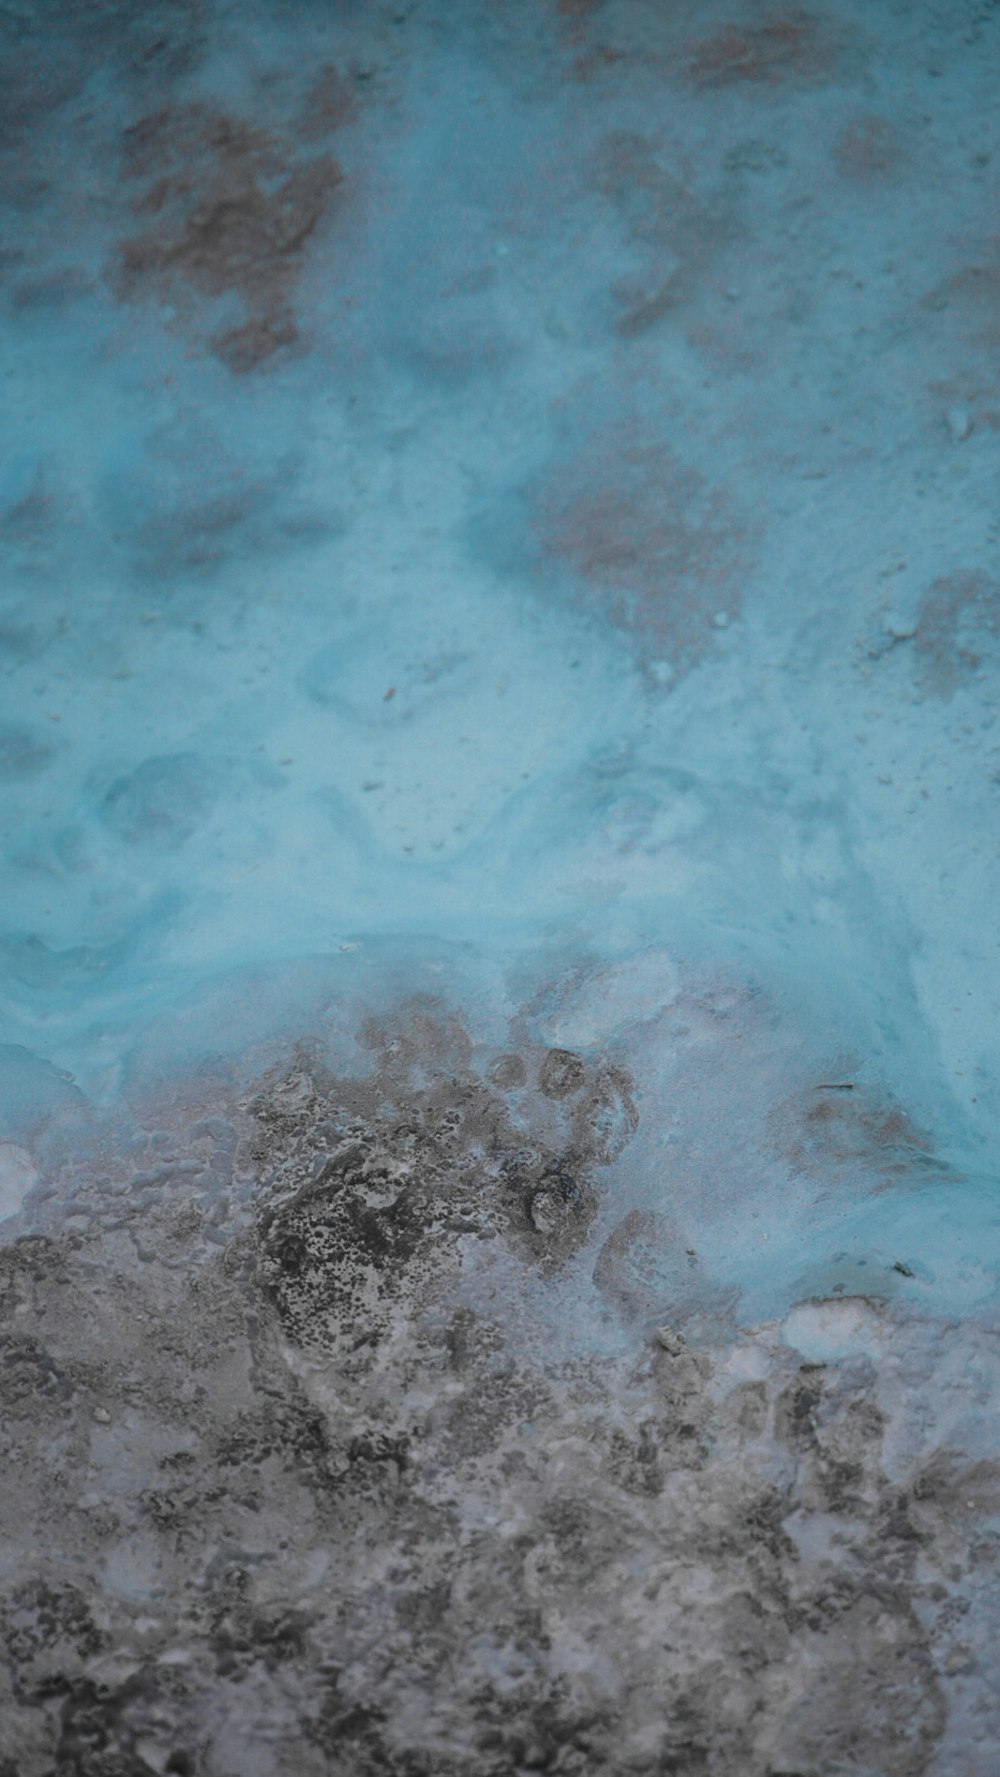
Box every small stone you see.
[529,1190,563,1235]
[489,1052,526,1090]
[883,609,916,641]
[655,1326,686,1356]
[539,1047,585,1099]
[712,610,730,629]
[946,404,973,442]
[93,1406,111,1424]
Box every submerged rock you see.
[0,1019,992,1775]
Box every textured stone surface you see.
[0,1010,996,1774]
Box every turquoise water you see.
[1,3,998,1771]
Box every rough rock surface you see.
[0,1007,995,1775]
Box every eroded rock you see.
[0,1016,991,1774]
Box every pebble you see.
[946,404,973,442]
[883,609,916,641]
[655,1326,687,1356]
[529,1190,563,1235]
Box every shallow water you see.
[1,2,998,1772]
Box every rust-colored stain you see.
[687,11,831,88]
[114,91,348,372]
[593,131,696,251]
[922,259,1000,353]
[771,1085,935,1185]
[914,570,999,698]
[555,0,622,79]
[299,63,359,142]
[532,427,750,676]
[557,0,601,46]
[571,43,625,82]
[592,131,735,339]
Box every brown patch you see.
[614,279,685,338]
[771,1085,935,1184]
[489,1053,526,1090]
[115,105,343,371]
[914,570,1000,696]
[556,0,622,77]
[557,0,600,47]
[10,269,93,312]
[593,133,733,338]
[593,131,695,251]
[300,63,358,142]
[919,261,1000,410]
[833,113,900,184]
[532,427,750,675]
[922,259,1000,354]
[571,43,625,81]
[213,309,300,375]
[539,1049,586,1099]
[686,10,831,89]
